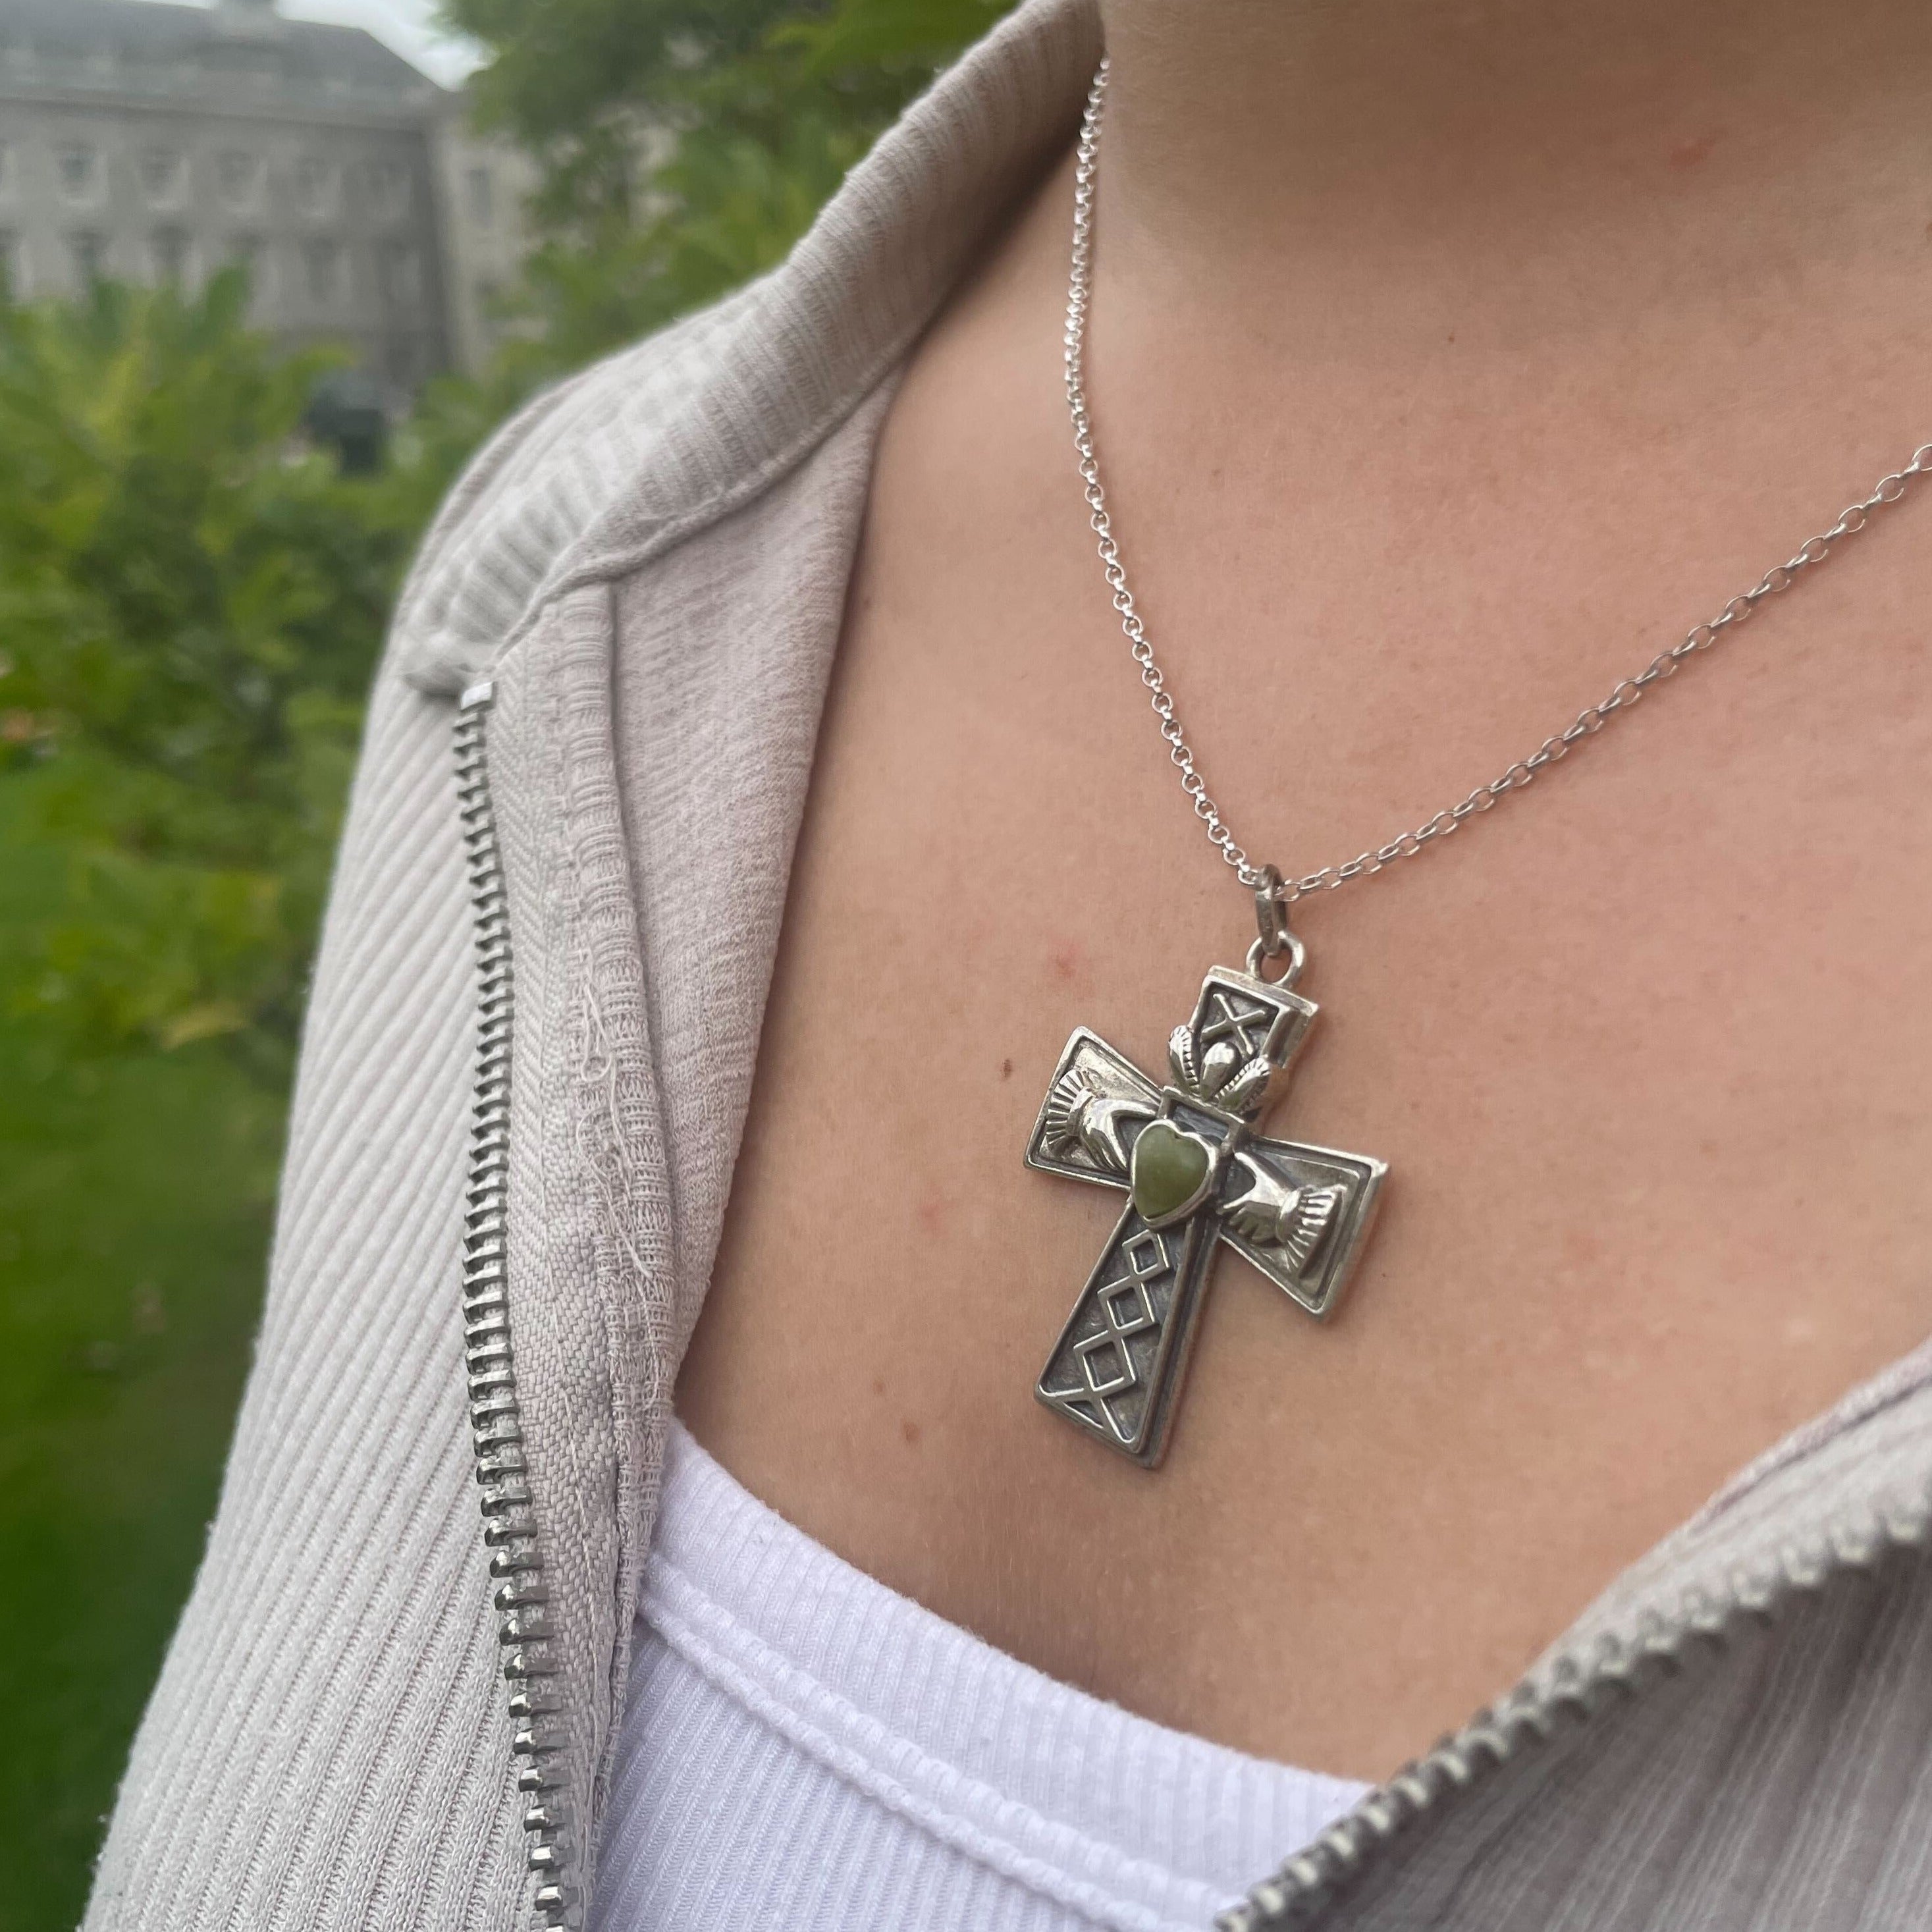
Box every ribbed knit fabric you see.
[591,1424,1366,1932]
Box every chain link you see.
[1065,57,1932,912]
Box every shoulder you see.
[390,290,785,697]
[390,0,1100,698]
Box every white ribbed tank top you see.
[590,1423,1368,1932]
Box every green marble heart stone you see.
[1131,1120,1212,1225]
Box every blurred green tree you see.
[0,271,429,1078]
[444,0,1017,372]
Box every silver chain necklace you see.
[1025,56,1930,1470]
[1067,57,1931,915]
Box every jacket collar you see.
[393,0,1103,699]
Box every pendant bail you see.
[1248,865,1304,984]
[1254,863,1291,956]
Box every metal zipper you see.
[1218,1506,1921,1928]
[455,682,583,1932]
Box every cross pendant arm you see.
[1220,1131,1387,1318]
[1023,1027,1160,1192]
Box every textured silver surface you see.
[1029,963,1386,1467]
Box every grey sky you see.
[141,0,485,88]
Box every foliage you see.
[446,0,1016,374]
[0,271,437,1077]
[0,786,279,1932]
[450,0,799,230]
[0,0,1023,1081]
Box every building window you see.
[140,149,186,208]
[379,240,423,307]
[302,236,343,304]
[151,227,193,284]
[0,144,14,201]
[465,165,493,228]
[217,150,263,212]
[57,146,102,205]
[227,233,271,300]
[69,231,109,286]
[295,156,336,217]
[368,159,410,221]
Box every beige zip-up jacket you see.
[82,2,1932,1927]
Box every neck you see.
[1092,0,1932,343]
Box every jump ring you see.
[1246,931,1306,986]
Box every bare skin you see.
[678,0,1932,1778]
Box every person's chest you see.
[676,181,1932,1779]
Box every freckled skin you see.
[680,0,1932,1775]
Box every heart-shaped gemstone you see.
[1131,1119,1215,1227]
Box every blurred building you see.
[0,0,535,400]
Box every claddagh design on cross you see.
[1027,962,1387,1468]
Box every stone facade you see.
[0,0,533,398]
[433,99,538,383]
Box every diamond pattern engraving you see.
[1071,1229,1169,1401]
[1039,1216,1185,1451]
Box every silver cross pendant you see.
[1026,944,1386,1468]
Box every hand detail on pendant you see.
[1222,1162,1346,1276]
[1040,1061,1156,1177]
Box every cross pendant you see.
[1026,961,1387,1468]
